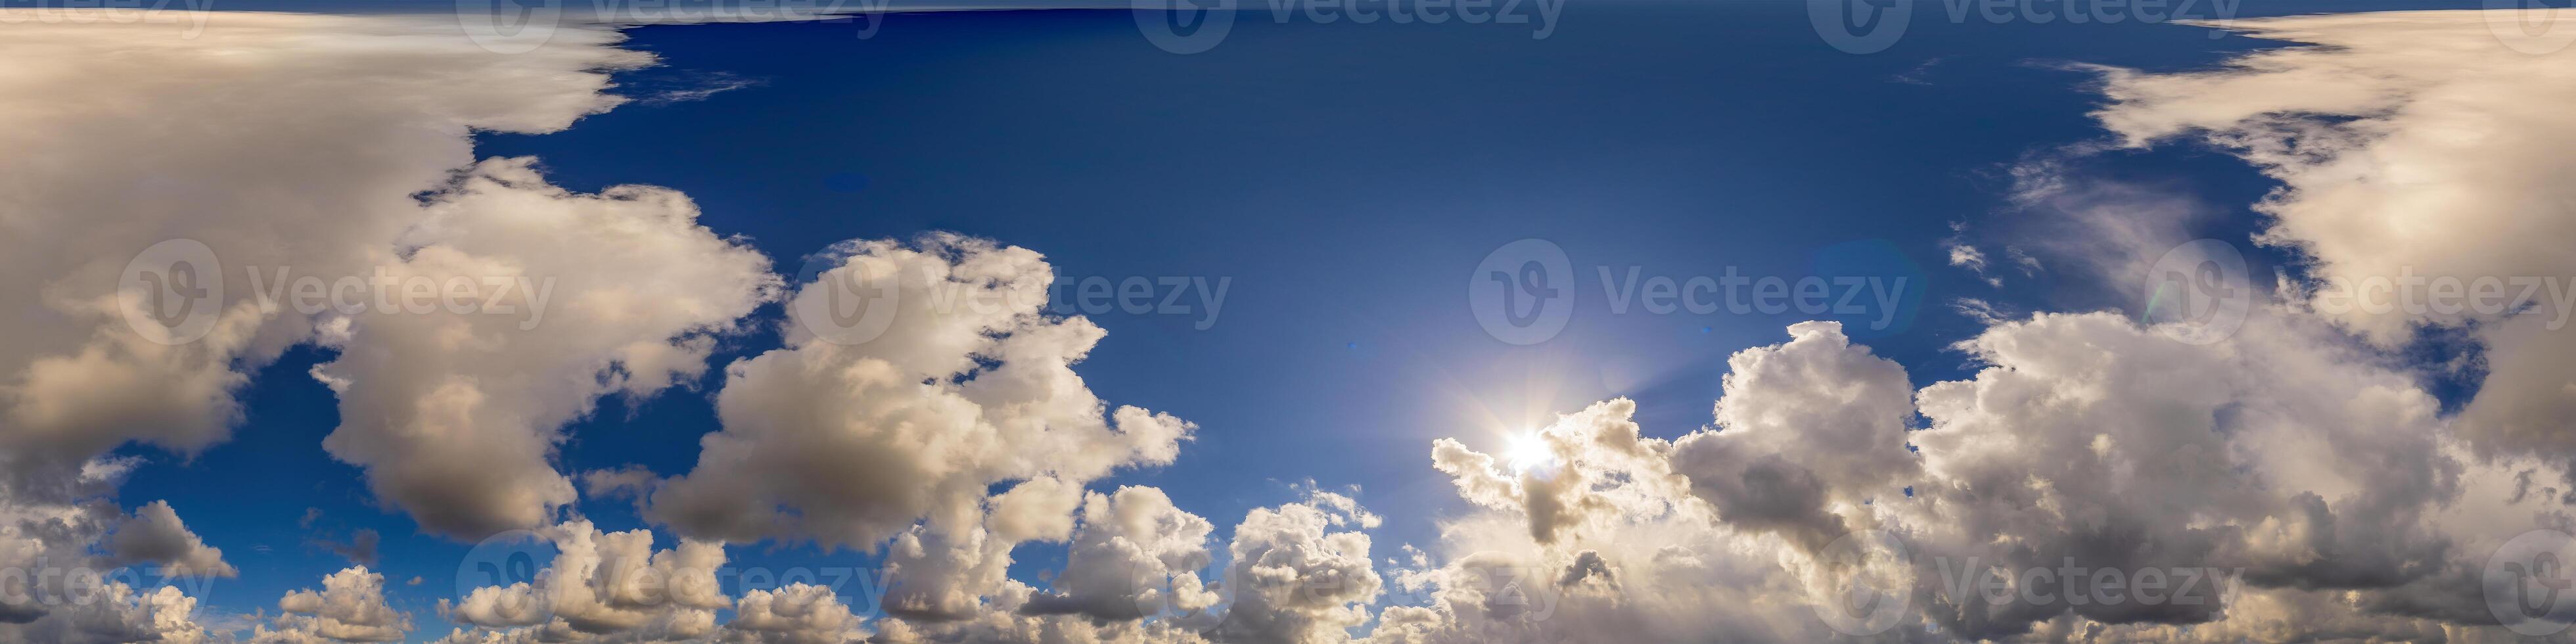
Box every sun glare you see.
[1506,431,1554,473]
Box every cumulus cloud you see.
[0,581,208,644]
[18,6,2576,644]
[1425,322,1912,561]
[645,234,1192,552]
[2087,9,2576,465]
[440,520,729,643]
[1898,311,2476,639]
[252,566,411,643]
[720,584,868,644]
[104,501,236,578]
[315,529,382,568]
[1207,490,1384,644]
[310,155,779,538]
[0,465,231,636]
[1672,321,1918,555]
[0,9,645,505]
[1377,325,1934,643]
[865,487,1392,644]
[1375,395,1881,644]
[0,7,787,641]
[1019,486,1219,622]
[1377,308,2573,642]
[865,484,1220,644]
[0,1,780,558]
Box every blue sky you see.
[117,0,2334,630]
[14,0,2576,642]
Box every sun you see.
[1506,431,1555,473]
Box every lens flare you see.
[1506,431,1554,473]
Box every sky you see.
[7,0,2576,642]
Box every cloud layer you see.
[7,6,2576,644]
[2090,9,2576,466]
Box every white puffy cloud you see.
[0,7,792,639]
[1430,400,1687,549]
[875,522,1022,624]
[865,485,1217,644]
[0,463,231,638]
[310,154,780,538]
[1373,406,1886,643]
[1670,321,1918,554]
[1375,328,1925,644]
[1021,486,1219,622]
[986,476,1086,545]
[862,486,1391,644]
[440,520,729,643]
[252,566,411,643]
[869,597,1212,644]
[0,580,208,644]
[2088,9,2576,463]
[646,234,1193,553]
[720,584,867,644]
[20,7,2576,644]
[104,501,235,578]
[1384,325,1921,643]
[1207,490,1384,644]
[1897,311,2470,639]
[0,9,644,499]
[0,1,781,549]
[1378,311,2565,642]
